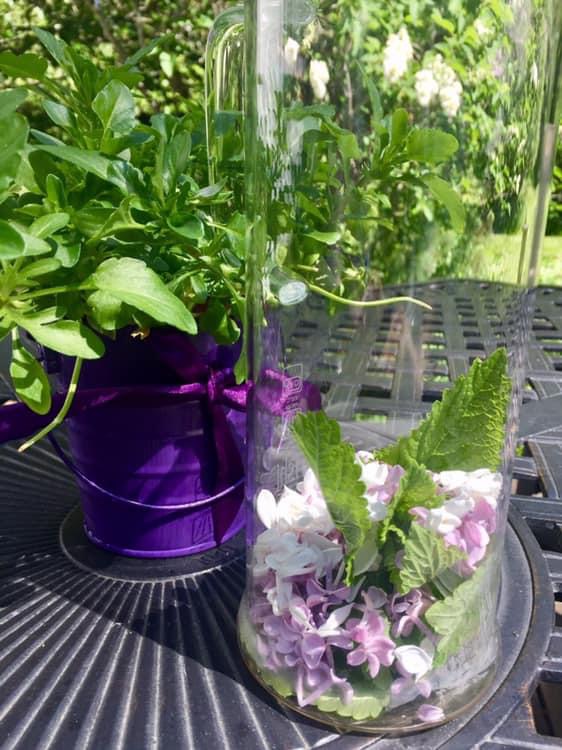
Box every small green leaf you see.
[0,113,29,189]
[422,174,466,232]
[407,129,459,164]
[43,100,75,131]
[0,220,25,259]
[159,51,174,78]
[338,132,361,160]
[291,411,371,581]
[20,230,51,257]
[34,28,68,68]
[125,36,166,67]
[90,257,197,335]
[0,88,28,118]
[379,348,511,472]
[30,212,70,239]
[305,230,341,245]
[0,51,47,80]
[13,315,105,359]
[425,558,490,666]
[92,80,136,137]
[199,300,240,345]
[21,258,61,278]
[167,214,204,240]
[390,108,409,149]
[379,462,442,545]
[54,242,81,268]
[87,290,129,332]
[399,523,465,594]
[37,145,112,182]
[10,339,52,415]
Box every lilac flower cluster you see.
[247,457,500,725]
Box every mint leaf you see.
[399,523,464,594]
[315,668,391,720]
[378,462,440,545]
[378,348,510,472]
[425,558,490,666]
[291,411,371,580]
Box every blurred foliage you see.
[0,0,232,121]
[547,124,562,235]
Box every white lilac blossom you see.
[383,27,414,83]
[284,37,300,72]
[415,55,463,118]
[415,68,440,107]
[309,59,330,100]
[356,451,404,521]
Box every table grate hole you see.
[532,682,562,739]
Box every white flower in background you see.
[309,59,330,100]
[284,37,300,73]
[415,55,463,118]
[439,79,463,118]
[415,68,440,107]
[474,17,493,41]
[383,27,414,83]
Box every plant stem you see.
[18,357,83,453]
[17,283,93,301]
[307,283,432,310]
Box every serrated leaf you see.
[378,348,510,472]
[315,668,391,720]
[399,523,464,594]
[378,463,440,545]
[406,129,459,164]
[422,174,466,232]
[425,558,489,666]
[291,411,371,580]
[10,339,52,415]
[90,257,197,335]
[0,51,47,80]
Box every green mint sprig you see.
[378,348,511,472]
[290,411,371,583]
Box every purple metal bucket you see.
[54,330,246,558]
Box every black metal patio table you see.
[0,282,561,750]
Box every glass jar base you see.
[238,600,498,736]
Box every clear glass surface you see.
[207,0,559,733]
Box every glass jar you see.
[207,0,560,733]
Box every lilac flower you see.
[387,588,434,639]
[345,611,395,678]
[295,662,353,707]
[356,452,404,521]
[390,642,434,702]
[417,704,445,723]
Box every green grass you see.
[539,236,562,285]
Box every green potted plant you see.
[0,29,462,557]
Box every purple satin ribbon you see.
[0,331,321,445]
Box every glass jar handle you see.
[205,6,245,192]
